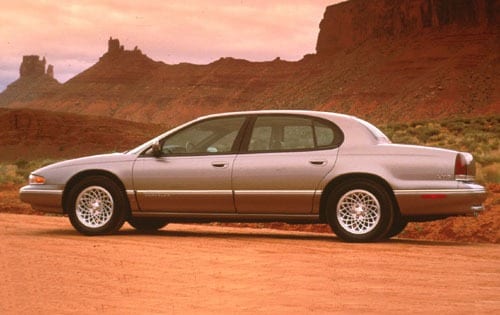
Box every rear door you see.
[232,114,342,214]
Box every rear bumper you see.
[394,184,487,217]
[19,185,64,213]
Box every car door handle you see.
[309,160,327,166]
[211,162,228,168]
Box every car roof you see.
[197,109,355,121]
[129,110,388,155]
[197,110,388,144]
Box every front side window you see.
[160,116,246,155]
[247,115,342,152]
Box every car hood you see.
[33,152,136,174]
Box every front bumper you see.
[19,185,64,213]
[394,183,487,217]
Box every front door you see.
[133,115,247,213]
[133,155,236,212]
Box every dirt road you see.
[1,213,499,314]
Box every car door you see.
[132,115,247,213]
[232,115,342,214]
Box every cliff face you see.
[0,0,498,125]
[0,108,164,161]
[316,0,498,55]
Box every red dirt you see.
[1,213,499,314]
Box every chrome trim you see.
[394,188,486,195]
[135,190,320,196]
[137,190,233,195]
[455,175,475,182]
[235,190,318,195]
[21,189,63,195]
[471,205,484,212]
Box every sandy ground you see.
[1,213,499,314]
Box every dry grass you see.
[381,115,500,183]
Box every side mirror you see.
[151,141,162,157]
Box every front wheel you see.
[67,176,127,235]
[327,179,395,242]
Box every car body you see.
[20,110,487,242]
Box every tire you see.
[128,217,168,232]
[326,179,394,242]
[67,176,127,235]
[385,215,408,239]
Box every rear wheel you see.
[385,215,408,239]
[128,217,168,232]
[67,176,127,235]
[327,179,394,242]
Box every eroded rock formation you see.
[316,0,498,56]
[19,55,54,78]
[0,0,498,124]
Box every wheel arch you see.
[319,173,400,222]
[62,170,130,215]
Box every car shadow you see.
[117,227,339,242]
[29,225,337,242]
[384,237,474,247]
[28,226,476,246]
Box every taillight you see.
[455,153,474,181]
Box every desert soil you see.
[1,212,499,314]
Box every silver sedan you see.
[20,110,486,242]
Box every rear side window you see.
[247,115,343,152]
[315,120,336,147]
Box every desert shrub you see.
[476,163,500,184]
[0,164,25,184]
[415,123,441,142]
[0,159,58,185]
[381,115,499,173]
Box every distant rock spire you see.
[19,55,54,78]
[108,37,124,54]
[46,64,54,78]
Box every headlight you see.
[29,174,46,185]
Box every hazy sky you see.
[0,0,346,92]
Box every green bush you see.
[380,115,500,181]
[0,164,24,184]
[0,159,58,185]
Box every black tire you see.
[128,217,168,232]
[66,176,127,235]
[385,215,408,239]
[326,179,395,242]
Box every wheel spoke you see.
[75,186,114,229]
[336,189,381,235]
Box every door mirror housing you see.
[151,141,162,157]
